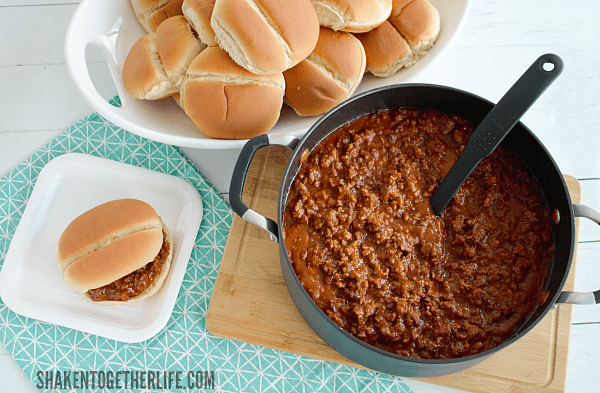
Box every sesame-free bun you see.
[283,27,365,117]
[355,0,439,77]
[122,34,180,100]
[354,20,415,77]
[180,47,285,139]
[310,0,392,33]
[210,0,320,75]
[182,0,218,47]
[155,15,205,86]
[130,0,185,33]
[389,0,440,58]
[172,92,184,109]
[57,199,173,305]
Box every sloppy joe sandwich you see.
[310,0,392,33]
[180,46,285,139]
[283,27,366,117]
[211,0,320,75]
[130,0,185,33]
[57,199,173,305]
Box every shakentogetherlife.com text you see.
[36,370,216,390]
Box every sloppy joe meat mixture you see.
[87,229,170,302]
[282,109,554,359]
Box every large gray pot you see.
[229,84,600,377]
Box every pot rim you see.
[276,83,576,365]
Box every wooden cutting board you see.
[206,145,580,393]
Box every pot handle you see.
[229,134,301,243]
[556,204,600,305]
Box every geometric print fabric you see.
[0,97,412,392]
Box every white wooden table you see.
[1,0,599,392]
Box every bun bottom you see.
[79,221,173,305]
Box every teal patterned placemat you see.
[0,97,412,392]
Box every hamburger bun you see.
[354,20,415,77]
[310,0,393,33]
[389,0,440,58]
[182,0,218,47]
[172,92,184,109]
[155,15,205,86]
[130,0,185,33]
[210,0,320,75]
[180,47,285,139]
[283,27,366,117]
[57,199,173,305]
[122,33,180,100]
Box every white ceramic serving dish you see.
[0,154,203,343]
[65,0,472,149]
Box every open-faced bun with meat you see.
[283,27,365,117]
[182,0,218,47]
[57,199,173,305]
[310,0,392,33]
[130,0,185,33]
[210,0,320,75]
[122,33,181,100]
[180,46,285,139]
[354,20,415,77]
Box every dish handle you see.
[556,204,600,305]
[64,0,128,118]
[229,134,300,243]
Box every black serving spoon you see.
[429,53,564,216]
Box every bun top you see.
[131,0,185,33]
[283,27,365,117]
[155,15,205,84]
[311,27,365,92]
[391,0,413,10]
[185,46,285,87]
[355,20,414,77]
[182,0,218,46]
[389,0,440,54]
[310,0,392,33]
[63,228,164,291]
[211,0,319,75]
[122,34,180,100]
[57,199,162,272]
[181,47,285,139]
[257,0,320,62]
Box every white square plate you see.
[0,153,203,343]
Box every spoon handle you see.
[429,53,564,216]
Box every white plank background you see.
[0,0,599,392]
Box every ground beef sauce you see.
[87,229,170,302]
[283,109,554,359]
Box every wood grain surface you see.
[206,145,581,393]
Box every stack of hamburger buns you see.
[123,0,440,139]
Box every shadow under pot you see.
[228,84,600,378]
